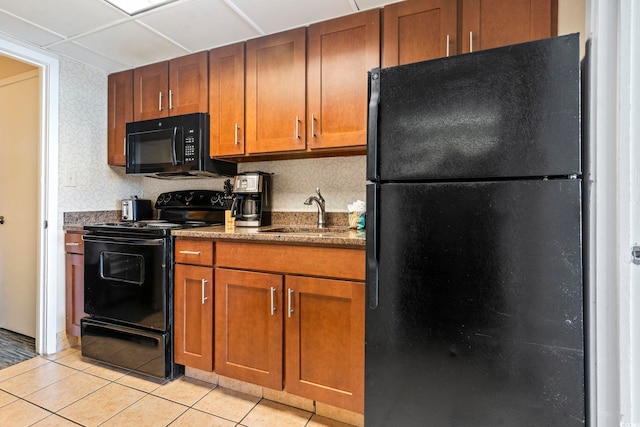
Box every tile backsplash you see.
[142,155,366,213]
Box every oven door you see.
[83,235,170,331]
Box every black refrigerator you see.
[365,34,585,426]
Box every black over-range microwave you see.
[125,112,237,178]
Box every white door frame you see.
[0,37,59,355]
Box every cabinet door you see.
[285,276,365,413]
[461,0,557,53]
[107,70,132,166]
[215,268,284,389]
[65,252,85,337]
[209,43,245,157]
[382,0,457,67]
[133,61,169,120]
[307,9,379,151]
[174,264,214,371]
[169,51,209,116]
[245,28,306,154]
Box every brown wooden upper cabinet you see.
[209,43,245,157]
[461,0,557,53]
[383,0,557,67]
[382,0,457,67]
[307,9,380,151]
[245,28,306,154]
[107,70,132,166]
[133,51,208,121]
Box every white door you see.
[0,68,39,338]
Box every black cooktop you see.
[85,190,227,237]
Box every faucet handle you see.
[315,187,324,202]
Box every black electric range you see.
[80,190,229,380]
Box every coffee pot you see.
[230,172,272,227]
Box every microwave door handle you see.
[171,127,179,165]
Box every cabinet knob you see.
[0,216,4,225]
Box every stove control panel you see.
[155,190,226,209]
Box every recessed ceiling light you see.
[105,0,178,16]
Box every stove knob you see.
[157,194,165,204]
[185,193,194,202]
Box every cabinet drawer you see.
[64,232,84,254]
[175,239,214,266]
[215,242,365,281]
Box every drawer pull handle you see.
[159,92,163,111]
[65,242,80,246]
[270,287,276,315]
[446,34,450,57]
[287,288,294,318]
[469,31,473,53]
[201,279,208,304]
[179,250,201,255]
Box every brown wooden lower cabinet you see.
[214,266,365,413]
[177,239,365,414]
[65,231,86,337]
[174,264,214,371]
[214,268,284,390]
[285,275,365,413]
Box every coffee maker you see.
[231,172,272,227]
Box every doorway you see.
[0,57,39,338]
[0,38,59,356]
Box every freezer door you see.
[370,34,581,182]
[365,179,585,426]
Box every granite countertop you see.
[172,224,366,247]
[63,211,365,246]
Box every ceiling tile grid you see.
[0,0,394,73]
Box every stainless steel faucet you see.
[304,188,326,228]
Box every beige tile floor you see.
[0,348,354,427]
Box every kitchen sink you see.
[258,226,349,235]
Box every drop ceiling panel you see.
[231,0,356,34]
[73,20,189,68]
[49,41,128,72]
[0,10,63,46]
[139,0,261,52]
[0,0,127,38]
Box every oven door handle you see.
[82,235,166,246]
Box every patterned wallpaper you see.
[57,55,365,217]
[142,156,367,213]
[57,57,142,226]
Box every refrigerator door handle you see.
[366,68,380,182]
[366,184,379,309]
